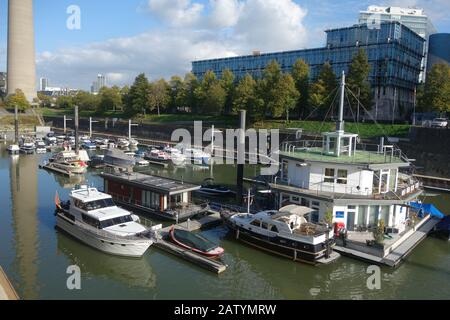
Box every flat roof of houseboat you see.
[100,171,201,195]
[279,149,409,167]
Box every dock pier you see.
[154,212,227,274]
[334,216,442,267]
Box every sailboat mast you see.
[337,71,346,133]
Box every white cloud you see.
[37,0,310,89]
[147,0,204,27]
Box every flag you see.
[55,191,61,209]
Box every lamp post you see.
[89,117,99,138]
[129,120,139,142]
[63,115,72,134]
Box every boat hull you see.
[56,213,152,258]
[224,220,334,264]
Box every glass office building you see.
[427,33,450,69]
[359,6,436,81]
[192,22,425,121]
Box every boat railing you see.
[281,140,405,164]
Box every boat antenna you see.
[336,71,346,133]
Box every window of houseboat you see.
[142,191,160,209]
[261,222,269,230]
[281,160,289,181]
[324,168,335,183]
[311,201,321,223]
[337,170,348,184]
[270,225,279,233]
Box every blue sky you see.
[0,0,448,90]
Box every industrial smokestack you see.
[7,0,37,102]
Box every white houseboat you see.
[270,72,425,261]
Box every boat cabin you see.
[62,186,142,234]
[100,169,207,221]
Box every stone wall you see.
[400,127,450,178]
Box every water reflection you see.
[56,233,156,289]
[9,153,39,299]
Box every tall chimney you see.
[7,0,37,102]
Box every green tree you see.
[258,60,283,119]
[309,79,328,110]
[347,49,372,114]
[37,92,53,108]
[316,62,338,116]
[273,73,300,120]
[169,75,184,112]
[98,86,122,113]
[181,73,199,113]
[419,63,450,114]
[5,89,31,112]
[291,59,310,118]
[220,69,235,115]
[195,70,226,115]
[124,73,151,116]
[148,79,170,115]
[74,91,99,111]
[55,95,74,110]
[233,74,263,121]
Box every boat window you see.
[84,198,115,211]
[261,222,269,230]
[270,225,279,233]
[250,220,261,228]
[82,214,100,229]
[100,215,133,229]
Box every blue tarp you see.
[409,202,446,219]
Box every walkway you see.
[0,267,19,300]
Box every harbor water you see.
[0,144,449,300]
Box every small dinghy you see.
[197,178,234,197]
[170,227,224,258]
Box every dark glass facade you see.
[427,33,450,69]
[192,22,425,121]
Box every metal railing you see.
[281,140,405,164]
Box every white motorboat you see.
[144,149,171,162]
[94,138,109,150]
[129,139,139,148]
[7,144,20,154]
[48,150,88,174]
[55,186,154,257]
[20,141,36,154]
[184,148,211,166]
[35,140,47,154]
[136,159,150,166]
[222,205,336,264]
[165,147,187,166]
[117,138,130,149]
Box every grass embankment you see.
[41,108,410,139]
[253,120,411,139]
[0,115,40,127]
